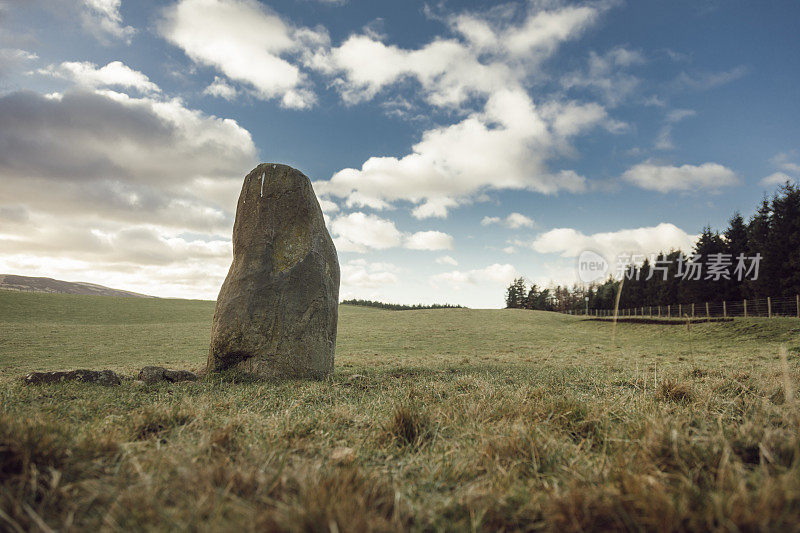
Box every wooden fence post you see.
[658,306,661,318]
[691,303,695,317]
[705,302,709,317]
[667,305,671,317]
[796,294,799,319]
[768,297,772,318]
[723,301,727,318]
[744,299,747,317]
[679,304,682,317]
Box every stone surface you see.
[23,369,121,386]
[137,366,198,384]
[208,163,340,379]
[138,366,165,384]
[163,369,198,382]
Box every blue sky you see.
[0,0,798,307]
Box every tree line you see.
[341,299,465,311]
[506,182,800,312]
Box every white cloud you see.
[540,101,627,138]
[770,152,800,174]
[329,211,454,252]
[39,61,160,93]
[666,109,696,122]
[308,1,621,218]
[0,223,231,266]
[0,89,257,234]
[159,0,327,109]
[410,197,459,219]
[760,172,795,187]
[677,66,748,91]
[317,198,339,213]
[316,3,602,108]
[561,47,645,106]
[340,259,398,289]
[0,83,262,299]
[316,89,606,218]
[482,212,534,229]
[430,263,518,288]
[531,223,698,264]
[203,76,237,100]
[81,0,136,43]
[502,246,516,254]
[0,48,38,78]
[405,231,454,251]
[622,161,738,192]
[0,249,229,300]
[315,33,514,107]
[436,255,458,266]
[330,212,403,252]
[506,213,534,229]
[654,108,696,150]
[152,0,621,219]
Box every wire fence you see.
[567,295,800,319]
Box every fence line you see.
[564,295,800,319]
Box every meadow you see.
[1,290,799,531]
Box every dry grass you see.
[1,292,800,531]
[656,378,694,402]
[385,405,432,448]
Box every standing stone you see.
[208,163,339,378]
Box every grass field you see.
[1,290,800,531]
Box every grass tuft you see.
[657,378,694,402]
[386,405,431,448]
[131,406,195,441]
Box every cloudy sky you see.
[0,0,798,307]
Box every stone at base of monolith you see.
[23,369,121,386]
[137,366,198,384]
[207,163,339,379]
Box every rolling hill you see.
[0,274,153,298]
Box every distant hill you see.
[0,274,154,298]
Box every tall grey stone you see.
[208,163,339,378]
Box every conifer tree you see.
[723,212,749,300]
[747,197,773,297]
[769,182,800,296]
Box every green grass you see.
[1,290,800,531]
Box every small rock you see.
[137,366,198,384]
[23,369,121,386]
[163,369,198,382]
[138,366,166,384]
[330,446,355,463]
